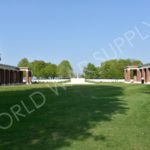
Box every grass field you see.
[0,83,150,150]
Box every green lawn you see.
[0,83,150,150]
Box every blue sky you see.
[0,0,150,72]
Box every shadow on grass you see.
[0,85,128,150]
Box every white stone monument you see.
[66,73,93,85]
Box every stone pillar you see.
[145,69,147,83]
[26,71,29,84]
[137,69,141,82]
[144,69,147,82]
[29,71,32,84]
[146,68,150,83]
[127,69,131,81]
[25,70,32,84]
[141,69,145,79]
[148,68,150,83]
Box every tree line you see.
[83,59,142,79]
[18,58,73,79]
[18,58,143,79]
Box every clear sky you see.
[0,0,150,72]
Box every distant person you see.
[141,77,145,84]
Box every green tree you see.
[30,60,47,78]
[43,63,57,79]
[57,60,73,78]
[99,59,143,79]
[83,63,99,79]
[17,58,30,67]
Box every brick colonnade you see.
[124,67,150,83]
[0,69,23,85]
[0,64,32,86]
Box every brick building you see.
[124,64,150,84]
[0,64,32,85]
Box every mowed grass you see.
[0,83,150,150]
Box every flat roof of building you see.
[124,66,138,70]
[0,64,19,71]
[125,64,150,70]
[139,63,150,68]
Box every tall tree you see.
[30,60,47,78]
[43,63,57,79]
[57,60,73,78]
[99,59,143,79]
[83,63,99,79]
[17,58,30,67]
